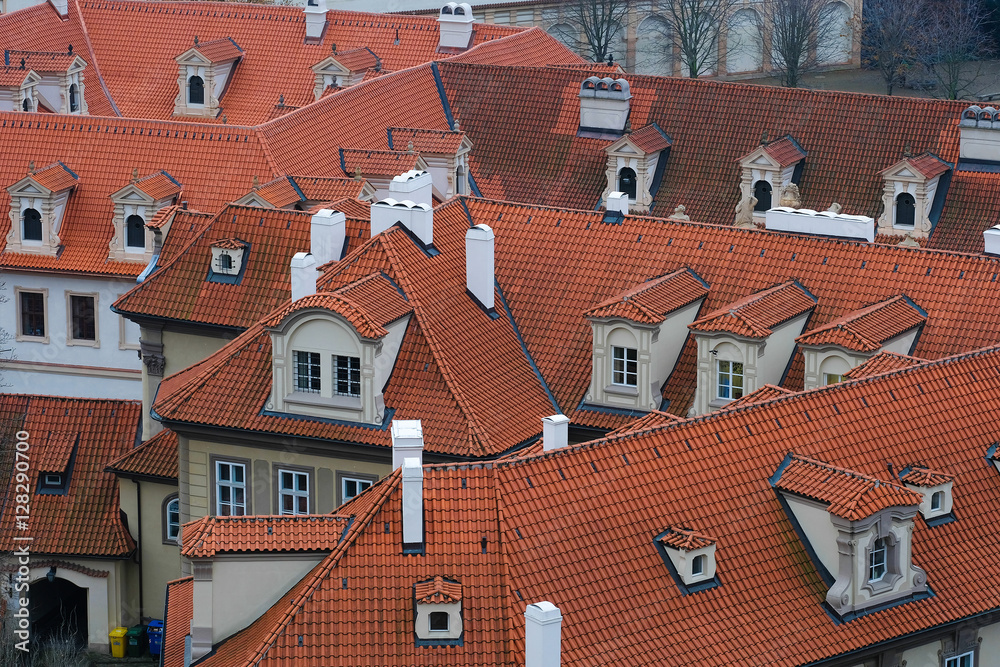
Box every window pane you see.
[126,214,145,248]
[20,292,45,337]
[22,208,42,241]
[336,355,361,396]
[70,295,96,340]
[294,350,321,392]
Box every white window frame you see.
[428,611,450,632]
[164,496,180,543]
[869,537,887,582]
[15,287,48,343]
[215,460,247,517]
[611,345,638,387]
[931,490,943,512]
[945,651,974,667]
[277,468,310,515]
[691,554,705,576]
[717,359,744,400]
[340,474,375,505]
[66,291,99,347]
[823,372,843,385]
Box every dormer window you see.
[611,346,637,387]
[22,208,42,241]
[4,161,78,256]
[899,465,954,526]
[877,152,951,239]
[173,38,242,118]
[753,180,772,211]
[208,238,248,281]
[716,359,744,400]
[39,472,65,492]
[738,136,806,222]
[894,192,915,227]
[335,355,361,396]
[68,83,78,112]
[188,75,204,105]
[601,123,671,213]
[126,214,145,248]
[654,527,719,594]
[414,576,463,645]
[294,351,321,393]
[108,171,181,263]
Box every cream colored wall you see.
[162,329,231,378]
[758,311,811,387]
[117,478,180,618]
[900,641,940,667]
[183,437,389,522]
[979,621,1000,660]
[882,329,920,356]
[802,347,866,391]
[784,495,839,574]
[649,299,702,395]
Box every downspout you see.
[135,479,144,619]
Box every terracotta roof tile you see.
[161,577,193,667]
[688,280,816,338]
[30,160,78,191]
[0,66,34,86]
[210,237,247,251]
[188,37,242,64]
[881,152,951,180]
[657,527,716,551]
[584,268,708,324]
[262,282,409,340]
[606,410,682,436]
[181,515,351,558]
[5,50,80,73]
[104,428,178,481]
[133,170,182,200]
[723,383,794,409]
[796,295,927,352]
[330,47,379,72]
[414,575,462,604]
[0,394,139,557]
[387,126,466,153]
[774,454,922,520]
[843,351,927,379]
[249,175,368,208]
[899,465,954,487]
[339,148,421,178]
[762,135,807,167]
[628,123,671,153]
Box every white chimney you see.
[290,252,317,301]
[959,105,1000,161]
[607,191,629,216]
[389,169,434,207]
[525,602,562,667]
[984,225,1000,256]
[438,2,475,50]
[48,0,68,17]
[579,77,631,133]
[303,0,328,42]
[542,414,569,452]
[371,199,434,247]
[401,457,423,547]
[189,562,214,661]
[310,209,346,266]
[392,419,424,470]
[465,224,495,311]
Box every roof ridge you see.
[71,0,121,117]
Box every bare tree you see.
[922,0,994,99]
[862,0,933,95]
[660,0,743,77]
[563,0,630,63]
[753,0,842,88]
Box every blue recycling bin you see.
[147,619,164,656]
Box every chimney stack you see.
[290,252,317,301]
[525,602,562,667]
[310,209,346,266]
[959,105,1000,161]
[542,415,569,452]
[401,457,424,549]
[390,169,434,207]
[579,77,631,134]
[984,225,1000,256]
[438,2,475,50]
[391,419,424,470]
[371,170,435,245]
[48,0,68,18]
[303,0,328,42]
[465,224,495,311]
[606,191,629,216]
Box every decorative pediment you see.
[175,48,212,66]
[10,181,46,196]
[749,152,780,167]
[113,185,156,204]
[312,56,351,77]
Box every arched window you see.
[869,537,887,582]
[21,97,30,112]
[618,167,637,199]
[692,554,706,576]
[819,1,853,65]
[895,193,916,227]
[22,208,42,241]
[219,252,233,271]
[188,76,205,105]
[753,180,772,211]
[727,8,763,73]
[163,495,180,543]
[69,84,79,112]
[456,166,465,195]
[930,491,943,512]
[125,214,145,249]
[635,15,671,75]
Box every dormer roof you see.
[119,170,182,201]
[657,527,716,551]
[879,152,951,181]
[339,148,423,178]
[584,268,708,324]
[18,161,78,193]
[325,47,380,73]
[688,280,816,338]
[34,431,77,473]
[387,127,469,154]
[5,50,85,73]
[843,351,926,379]
[898,465,954,488]
[415,576,462,604]
[796,294,926,352]
[0,66,39,87]
[773,454,922,521]
[723,383,793,409]
[240,175,370,209]
[104,428,179,482]
[211,237,248,251]
[177,37,243,64]
[627,123,672,153]
[181,515,351,558]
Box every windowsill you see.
[15,334,48,344]
[285,391,362,411]
[710,397,736,409]
[604,384,638,397]
[66,337,100,348]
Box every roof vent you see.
[438,2,475,50]
[371,199,433,247]
[606,191,629,219]
[541,414,569,451]
[579,77,631,136]
[465,224,495,313]
[765,206,875,242]
[48,0,68,18]
[290,252,317,301]
[525,602,562,667]
[391,419,424,470]
[959,104,1000,162]
[310,209,346,266]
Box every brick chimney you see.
[310,209,346,266]
[438,2,475,50]
[290,252,317,301]
[465,224,495,311]
[391,419,424,470]
[525,602,562,667]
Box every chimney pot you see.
[310,209,346,266]
[465,224,495,311]
[290,252,317,301]
[525,601,562,667]
[438,2,475,50]
[401,457,424,547]
[542,414,570,452]
[391,419,424,470]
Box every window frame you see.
[293,350,322,394]
[162,494,181,544]
[752,179,772,211]
[617,167,637,200]
[125,213,146,250]
[273,464,314,516]
[868,537,887,582]
[212,457,251,517]
[188,75,205,105]
[428,611,450,632]
[611,345,638,387]
[716,359,745,400]
[894,192,916,228]
[823,372,843,385]
[15,287,48,343]
[334,354,362,397]
[68,83,78,112]
[21,207,42,242]
[944,650,975,667]
[691,554,705,577]
[65,291,99,347]
[337,471,378,506]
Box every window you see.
[294,351,321,393]
[717,360,744,400]
[21,97,30,112]
[69,294,96,342]
[188,75,205,105]
[429,612,450,632]
[278,469,309,515]
[125,214,145,249]
[824,373,843,385]
[22,208,41,241]
[945,651,974,667]
[341,475,373,503]
[218,253,233,271]
[869,537,887,582]
[753,180,772,211]
[69,83,78,112]
[335,355,361,396]
[618,168,637,200]
[611,346,638,387]
[931,491,943,511]
[19,291,45,338]
[40,473,63,490]
[216,461,247,516]
[691,554,705,576]
[895,193,916,228]
[164,496,180,543]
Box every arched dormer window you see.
[125,214,145,249]
[753,180,772,211]
[618,167,637,199]
[163,495,180,543]
[21,98,30,112]
[22,208,42,241]
[69,84,79,112]
[895,193,916,228]
[218,252,233,271]
[188,76,205,105]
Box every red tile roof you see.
[164,344,1000,666]
[330,47,379,72]
[210,237,247,251]
[250,175,368,208]
[414,576,462,604]
[6,50,79,73]
[688,280,816,338]
[340,148,421,178]
[606,410,682,436]
[843,351,927,379]
[388,126,466,153]
[30,160,78,191]
[881,152,951,180]
[181,515,351,558]
[0,394,139,558]
[262,278,410,340]
[899,466,954,488]
[584,268,708,324]
[796,294,927,352]
[762,135,807,167]
[774,454,922,520]
[133,170,183,200]
[188,37,242,64]
[657,527,716,551]
[722,383,794,408]
[104,428,178,481]
[0,66,34,86]
[162,577,193,667]
[628,123,671,153]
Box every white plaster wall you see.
[649,299,702,396]
[758,311,811,387]
[374,316,409,392]
[901,639,940,667]
[979,621,1000,661]
[784,495,839,574]
[213,61,234,100]
[882,329,920,356]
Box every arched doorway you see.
[29,577,88,649]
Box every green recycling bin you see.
[125,624,146,657]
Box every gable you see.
[8,179,49,196]
[311,57,351,76]
[112,184,156,204]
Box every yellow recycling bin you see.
[109,627,128,658]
